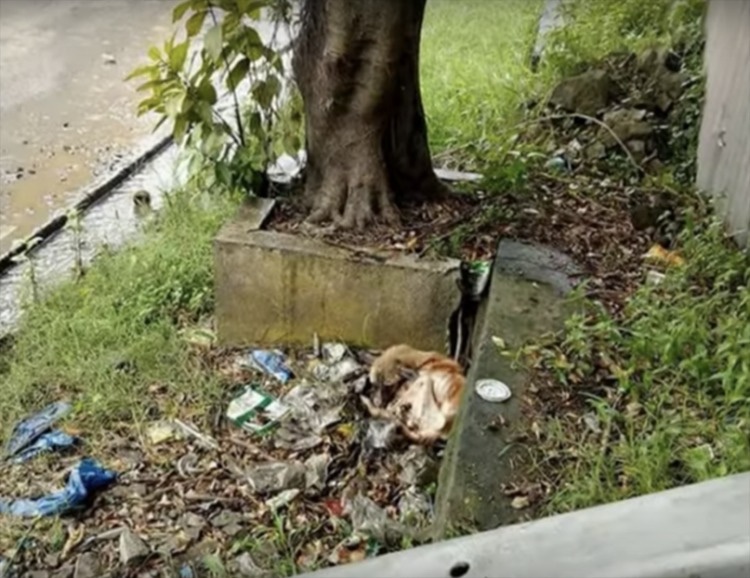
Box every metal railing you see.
[297,472,750,578]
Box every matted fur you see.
[362,344,465,444]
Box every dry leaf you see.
[644,244,685,267]
[511,495,530,509]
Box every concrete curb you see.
[0,134,173,274]
[434,239,581,533]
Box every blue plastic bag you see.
[10,430,77,464]
[249,350,293,384]
[5,401,71,458]
[0,458,117,517]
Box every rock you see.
[27,572,51,578]
[636,47,680,74]
[210,510,244,536]
[102,53,117,65]
[626,139,647,161]
[119,527,149,566]
[73,553,99,578]
[600,108,653,146]
[549,69,614,116]
[245,461,305,494]
[180,512,206,529]
[44,553,61,568]
[234,553,268,577]
[585,140,607,160]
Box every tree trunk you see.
[293,0,446,229]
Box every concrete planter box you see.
[214,200,462,352]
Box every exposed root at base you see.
[306,183,401,230]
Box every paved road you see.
[0,0,175,253]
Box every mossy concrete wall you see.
[214,209,462,352]
[435,240,580,534]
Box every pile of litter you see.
[0,341,442,577]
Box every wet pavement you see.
[0,0,175,253]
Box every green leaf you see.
[238,0,266,19]
[136,96,161,116]
[216,162,232,187]
[124,64,156,81]
[148,46,161,61]
[172,0,192,22]
[165,93,186,118]
[198,101,214,125]
[247,111,262,136]
[227,58,249,90]
[152,115,169,133]
[169,40,189,71]
[204,24,224,63]
[186,10,207,37]
[252,75,281,109]
[136,78,165,93]
[174,115,189,142]
[197,79,217,104]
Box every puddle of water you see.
[0,15,297,337]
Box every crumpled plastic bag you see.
[0,458,117,517]
[10,430,77,464]
[5,401,71,458]
[248,350,293,384]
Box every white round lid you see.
[475,379,512,402]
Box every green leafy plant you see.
[127,0,301,193]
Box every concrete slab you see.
[435,239,581,534]
[214,212,462,352]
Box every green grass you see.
[0,191,238,438]
[421,0,545,169]
[531,219,750,512]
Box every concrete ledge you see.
[296,472,750,578]
[435,240,581,533]
[214,209,462,352]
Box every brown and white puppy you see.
[361,344,465,445]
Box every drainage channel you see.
[0,16,295,338]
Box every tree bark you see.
[293,0,446,229]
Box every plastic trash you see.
[5,401,71,458]
[398,487,433,525]
[283,383,343,434]
[0,458,117,517]
[249,349,293,383]
[245,461,305,494]
[463,260,492,299]
[544,155,571,173]
[328,358,362,383]
[364,420,399,450]
[322,342,348,364]
[265,488,300,511]
[344,494,404,544]
[304,453,330,490]
[227,386,290,435]
[10,430,77,464]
